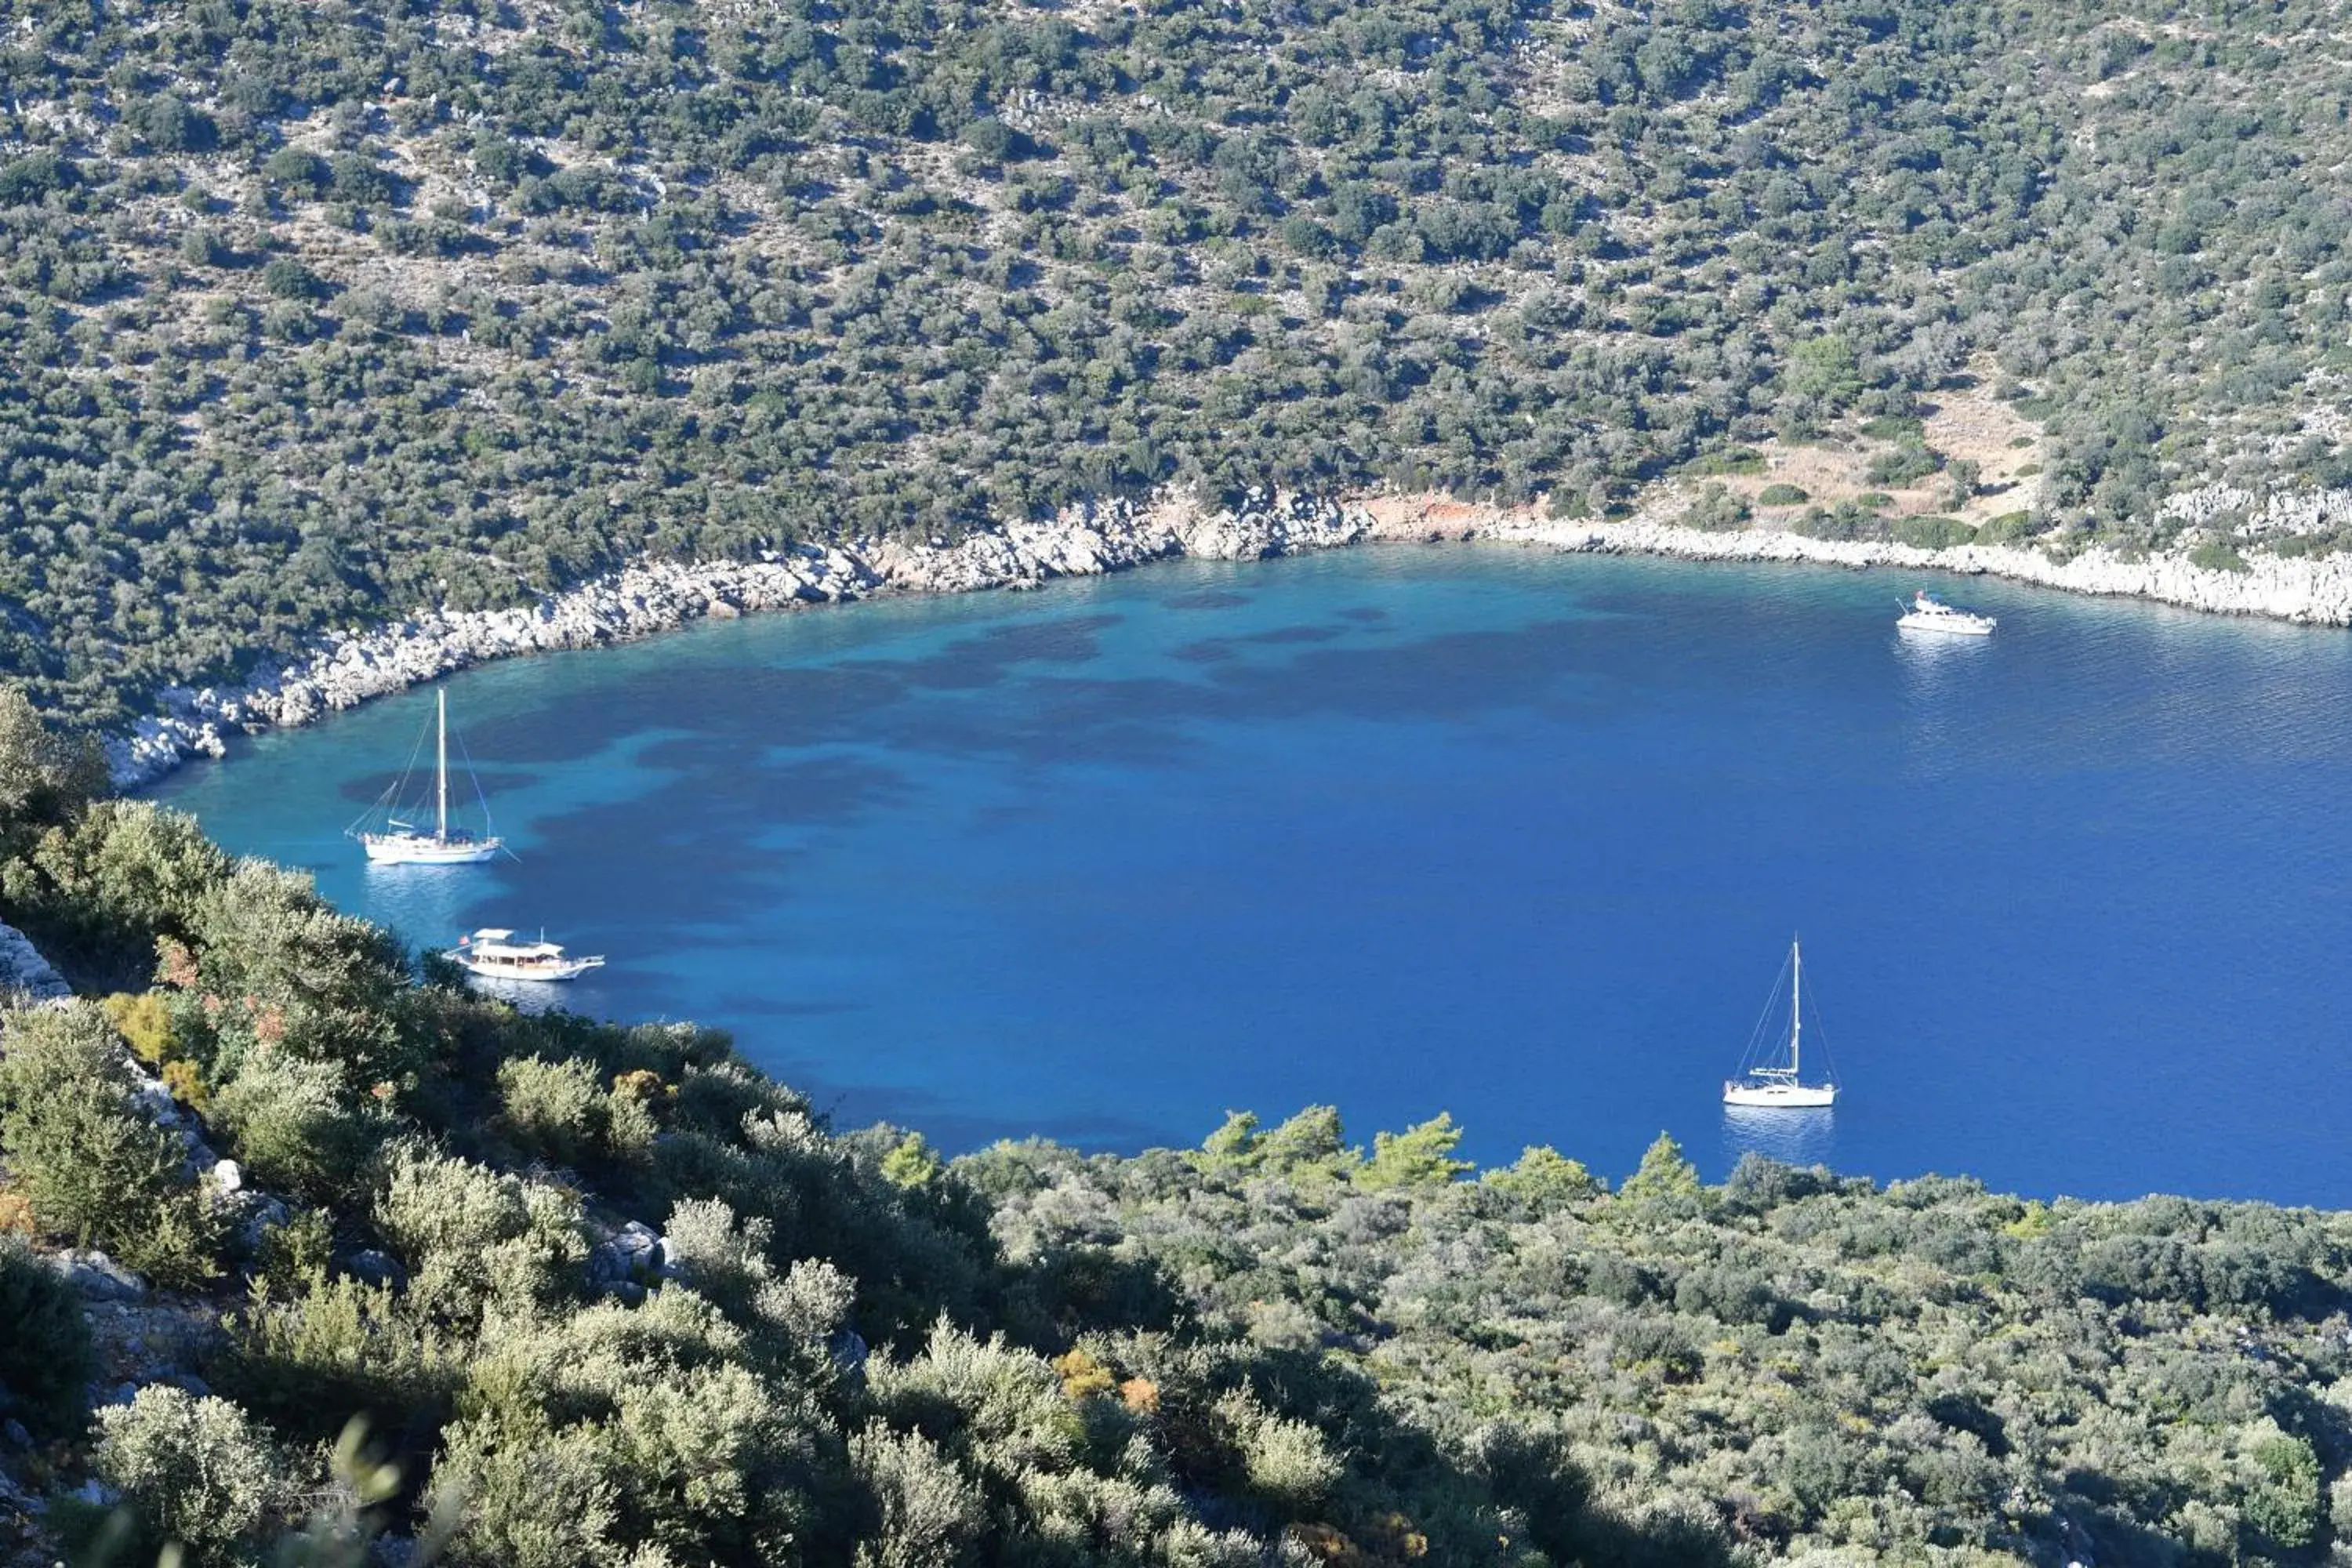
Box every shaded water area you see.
[154,546,2352,1204]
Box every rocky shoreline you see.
[109,487,2352,789]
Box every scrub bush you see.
[0,1003,223,1285]
[212,1046,381,1201]
[848,1422,985,1568]
[0,1232,93,1436]
[216,1271,461,1448]
[91,1387,290,1566]
[375,1145,586,1323]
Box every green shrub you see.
[880,1132,943,1190]
[433,1403,622,1568]
[184,861,413,1087]
[0,1004,223,1286]
[1980,510,2039,545]
[663,1197,777,1323]
[1232,1394,1341,1515]
[103,991,176,1065]
[1893,514,1977,549]
[216,1271,459,1448]
[869,1321,1080,1483]
[492,1054,656,1172]
[212,1046,380,1201]
[0,151,74,204]
[1866,441,1945,487]
[496,1055,604,1168]
[1253,1105,1353,1178]
[1858,415,1925,441]
[1793,501,1890,543]
[2190,539,2251,573]
[263,148,330,191]
[1677,482,1751,532]
[2243,1425,2321,1548]
[0,1232,93,1436]
[125,95,216,152]
[8,800,230,985]
[92,1386,290,1566]
[179,227,231,270]
[1357,1113,1473,1190]
[262,257,326,299]
[1620,1132,1704,1203]
[1756,483,1809,506]
[434,1290,808,1564]
[1480,1145,1602,1206]
[0,684,106,853]
[849,1421,986,1568]
[375,1145,586,1322]
[1682,446,1766,477]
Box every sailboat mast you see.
[436,690,449,842]
[1790,938,1802,1076]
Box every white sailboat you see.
[1722,938,1838,1108]
[448,928,604,982]
[352,689,504,866]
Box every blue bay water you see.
[151,548,2352,1205]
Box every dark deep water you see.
[154,546,2352,1203]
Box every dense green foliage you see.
[981,1127,2352,1565]
[7,727,2352,1564]
[0,1231,97,1439]
[7,0,2352,722]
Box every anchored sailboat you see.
[1722,938,1838,1108]
[350,689,504,866]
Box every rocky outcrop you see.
[107,490,1375,788]
[1529,512,2352,623]
[0,923,68,1003]
[587,1218,669,1300]
[104,484,2352,790]
[46,1250,146,1304]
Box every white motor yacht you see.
[1896,590,1996,637]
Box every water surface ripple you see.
[154,549,2352,1203]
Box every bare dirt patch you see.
[1719,372,2048,524]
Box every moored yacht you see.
[1896,590,1997,637]
[352,690,505,864]
[1723,939,1838,1108]
[448,929,606,982]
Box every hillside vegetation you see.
[5,699,2352,1566]
[8,0,2352,721]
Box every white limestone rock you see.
[49,1250,147,1302]
[100,482,2352,793]
[0,920,68,1001]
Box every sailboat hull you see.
[1722,1081,1837,1109]
[354,690,503,866]
[363,833,502,866]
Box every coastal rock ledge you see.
[0,920,71,1002]
[107,488,2352,789]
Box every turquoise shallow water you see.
[152,546,2352,1203]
